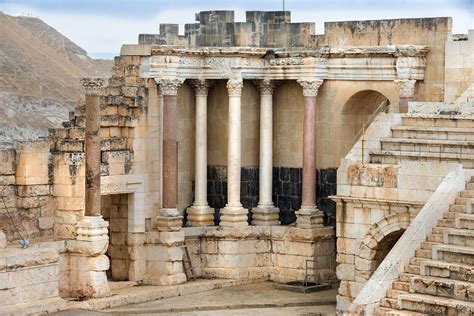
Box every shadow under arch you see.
[340,89,391,157]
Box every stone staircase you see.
[370,115,474,168]
[375,177,474,315]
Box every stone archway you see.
[355,212,410,278]
[340,90,391,157]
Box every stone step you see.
[402,115,474,128]
[369,150,474,168]
[468,183,474,190]
[380,297,400,309]
[450,204,467,213]
[384,309,427,316]
[409,275,474,301]
[409,257,424,266]
[432,227,447,235]
[398,293,474,315]
[444,212,458,220]
[460,190,474,198]
[420,259,474,282]
[399,273,418,283]
[415,249,432,259]
[387,289,407,299]
[443,228,474,246]
[427,234,444,243]
[391,125,474,141]
[393,281,410,292]
[420,241,440,251]
[455,197,472,205]
[432,244,474,265]
[405,264,421,274]
[455,213,474,229]
[380,138,474,155]
[438,218,455,228]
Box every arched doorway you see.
[373,229,405,269]
[341,90,390,156]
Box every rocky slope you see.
[0,12,113,145]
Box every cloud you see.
[0,0,472,58]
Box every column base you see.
[157,208,183,232]
[187,204,215,226]
[296,207,324,229]
[251,206,280,226]
[70,216,111,298]
[220,205,249,227]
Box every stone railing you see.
[349,163,467,315]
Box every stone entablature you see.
[139,45,428,82]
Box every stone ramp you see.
[375,176,474,315]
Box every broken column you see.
[295,79,324,229]
[69,77,110,298]
[145,78,186,286]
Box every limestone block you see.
[201,267,269,280]
[336,294,354,313]
[68,239,108,256]
[144,273,186,286]
[201,239,218,254]
[275,254,311,270]
[159,231,185,246]
[148,261,183,275]
[19,280,58,303]
[69,270,110,298]
[0,175,15,185]
[336,237,357,255]
[69,255,109,272]
[146,245,183,261]
[354,256,377,271]
[336,253,354,264]
[128,259,146,281]
[156,216,183,232]
[0,287,20,305]
[6,248,59,271]
[0,149,15,175]
[17,185,50,197]
[273,240,315,256]
[8,265,59,288]
[0,230,6,249]
[39,217,55,230]
[54,223,77,239]
[336,263,356,281]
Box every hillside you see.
[0,12,113,145]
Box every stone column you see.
[82,78,103,217]
[187,79,214,226]
[155,79,183,219]
[220,79,248,227]
[252,79,279,226]
[394,79,416,113]
[69,78,110,298]
[296,79,324,229]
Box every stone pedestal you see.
[220,79,248,227]
[69,216,110,298]
[145,209,186,286]
[295,208,324,229]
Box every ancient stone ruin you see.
[0,9,473,315]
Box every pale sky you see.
[0,0,472,59]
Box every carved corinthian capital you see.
[297,79,324,97]
[254,79,277,96]
[189,79,213,97]
[227,79,243,97]
[394,79,416,98]
[80,77,105,95]
[155,78,183,96]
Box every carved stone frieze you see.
[227,79,243,97]
[269,57,304,66]
[297,79,324,97]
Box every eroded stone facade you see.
[0,9,472,315]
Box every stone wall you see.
[185,226,337,285]
[140,11,316,48]
[0,142,54,243]
[444,30,473,103]
[321,18,451,103]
